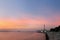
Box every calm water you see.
[0,32,45,40]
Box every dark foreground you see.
[0,32,46,40]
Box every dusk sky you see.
[0,0,60,30]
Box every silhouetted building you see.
[50,25,60,32]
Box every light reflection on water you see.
[0,32,45,40]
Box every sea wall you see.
[47,32,60,40]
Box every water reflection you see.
[0,32,45,40]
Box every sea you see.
[0,32,45,40]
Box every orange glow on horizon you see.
[0,17,60,29]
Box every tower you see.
[44,24,45,31]
[43,24,46,32]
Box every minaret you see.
[44,24,45,31]
[43,24,46,32]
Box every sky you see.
[0,0,60,30]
